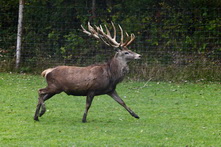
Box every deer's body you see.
[34,22,141,122]
[42,65,113,96]
[41,56,129,96]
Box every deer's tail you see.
[41,68,55,77]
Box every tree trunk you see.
[90,0,96,21]
[15,0,24,69]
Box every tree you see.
[15,0,24,69]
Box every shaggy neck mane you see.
[107,55,129,84]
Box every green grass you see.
[0,72,221,146]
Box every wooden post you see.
[15,0,24,69]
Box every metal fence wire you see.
[1,2,221,81]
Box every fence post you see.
[15,0,24,69]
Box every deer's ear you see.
[115,52,119,57]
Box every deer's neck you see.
[108,57,129,83]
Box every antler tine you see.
[97,23,120,48]
[99,36,111,46]
[118,24,124,46]
[104,24,111,37]
[81,25,91,36]
[88,22,96,33]
[121,32,131,47]
[96,25,118,47]
[99,25,104,32]
[92,25,108,46]
[81,22,100,39]
[126,33,135,46]
[111,21,116,40]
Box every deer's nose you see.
[135,54,141,59]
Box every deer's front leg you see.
[108,90,139,119]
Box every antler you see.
[81,22,135,49]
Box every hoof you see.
[82,120,87,123]
[39,111,45,117]
[34,117,39,121]
[135,115,140,119]
[132,113,140,119]
[39,104,46,117]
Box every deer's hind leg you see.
[34,87,58,121]
[34,94,44,121]
[39,93,55,117]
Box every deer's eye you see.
[124,52,129,55]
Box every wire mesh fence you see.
[1,1,221,81]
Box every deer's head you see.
[81,22,141,62]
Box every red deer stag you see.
[34,22,141,122]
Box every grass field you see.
[0,72,221,146]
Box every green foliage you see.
[60,32,85,63]
[1,73,221,146]
[0,0,18,61]
[1,0,221,81]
